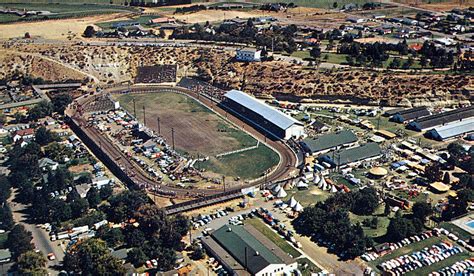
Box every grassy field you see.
[283,186,330,207]
[115,92,279,180]
[297,257,322,275]
[0,3,136,23]
[0,232,7,249]
[196,144,279,179]
[350,205,392,240]
[246,218,302,258]
[192,0,374,8]
[96,14,161,29]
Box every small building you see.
[374,130,397,140]
[38,157,59,171]
[92,176,111,189]
[236,48,262,62]
[310,120,329,132]
[149,17,176,24]
[202,224,297,276]
[390,107,430,123]
[429,182,450,193]
[142,140,157,151]
[319,143,382,168]
[222,90,305,140]
[425,117,474,141]
[407,106,474,132]
[300,130,357,155]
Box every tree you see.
[0,176,11,203]
[412,202,433,221]
[6,224,34,259]
[351,187,379,215]
[35,126,55,146]
[28,101,52,121]
[159,29,166,39]
[425,163,443,182]
[442,172,451,184]
[17,250,47,275]
[0,204,14,231]
[420,56,428,68]
[389,58,401,69]
[385,216,421,242]
[87,187,101,208]
[310,46,321,60]
[99,185,113,200]
[83,26,96,38]
[127,248,148,267]
[51,94,72,114]
[333,2,338,8]
[99,228,124,248]
[190,243,205,260]
[63,238,125,275]
[70,198,89,218]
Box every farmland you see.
[114,92,280,180]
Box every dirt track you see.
[67,85,298,200]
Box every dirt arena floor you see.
[114,92,257,157]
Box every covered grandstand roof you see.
[224,90,303,130]
[409,106,474,131]
[425,117,474,140]
[300,130,357,154]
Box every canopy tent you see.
[369,167,388,177]
[272,184,281,193]
[288,196,297,208]
[276,187,288,198]
[313,174,321,185]
[294,202,304,212]
[330,185,338,193]
[318,176,327,189]
[297,180,309,189]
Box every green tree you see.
[310,46,321,60]
[425,163,443,182]
[412,202,433,221]
[6,224,34,259]
[83,26,96,38]
[87,187,101,208]
[50,94,72,114]
[17,250,47,275]
[35,126,55,146]
[99,228,124,248]
[351,187,379,215]
[63,238,125,275]
[69,198,89,218]
[0,204,14,231]
[99,185,113,200]
[127,247,148,267]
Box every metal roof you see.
[409,106,474,130]
[427,117,474,140]
[300,130,357,154]
[224,90,303,130]
[323,143,382,166]
[211,224,284,275]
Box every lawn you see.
[291,51,348,65]
[196,144,279,180]
[96,15,162,29]
[115,92,279,180]
[283,186,329,207]
[349,205,392,240]
[297,257,322,275]
[0,232,7,249]
[246,218,302,258]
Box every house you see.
[310,120,329,132]
[38,157,59,171]
[12,128,34,142]
[75,183,92,198]
[92,176,111,189]
[202,224,297,276]
[236,48,262,62]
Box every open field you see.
[0,3,137,23]
[246,218,302,258]
[115,92,279,179]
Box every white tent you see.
[276,187,288,198]
[294,202,304,212]
[313,174,321,185]
[272,184,281,194]
[297,180,308,189]
[319,177,327,189]
[330,185,338,193]
[288,196,297,208]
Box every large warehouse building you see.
[222,90,305,140]
[425,117,474,141]
[407,106,474,131]
[202,225,297,276]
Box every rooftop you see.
[324,143,382,166]
[426,117,474,140]
[224,90,302,130]
[410,106,474,130]
[301,130,357,154]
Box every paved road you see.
[8,189,64,275]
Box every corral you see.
[113,91,280,179]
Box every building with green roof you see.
[300,130,358,155]
[319,143,382,168]
[202,224,297,276]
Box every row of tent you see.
[271,184,303,212]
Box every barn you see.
[222,90,305,140]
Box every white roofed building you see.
[223,90,305,140]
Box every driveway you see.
[8,189,65,275]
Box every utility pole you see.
[222,175,226,192]
[133,98,136,118]
[157,117,161,135]
[171,128,175,150]
[142,106,146,126]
